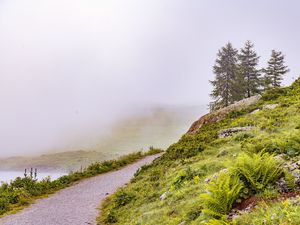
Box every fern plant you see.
[205,219,231,225]
[200,172,244,218]
[230,152,283,193]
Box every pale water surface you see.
[0,171,66,183]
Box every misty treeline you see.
[209,41,289,111]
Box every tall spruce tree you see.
[238,41,261,97]
[264,50,289,88]
[210,42,240,111]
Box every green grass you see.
[97,78,300,224]
[0,148,163,217]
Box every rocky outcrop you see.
[160,191,169,200]
[263,104,280,110]
[187,95,261,135]
[218,126,253,138]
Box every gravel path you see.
[0,154,161,225]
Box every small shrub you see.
[166,141,205,160]
[262,87,287,101]
[206,219,231,225]
[228,110,245,119]
[234,132,254,141]
[172,167,206,189]
[0,197,9,214]
[231,153,283,193]
[242,133,300,157]
[217,149,229,158]
[284,169,297,191]
[186,206,202,221]
[113,190,135,208]
[200,173,244,218]
[105,209,118,223]
[146,146,163,155]
[234,197,300,225]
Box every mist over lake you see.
[1,0,296,161]
[0,171,66,184]
[0,105,207,171]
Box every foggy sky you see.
[0,0,299,156]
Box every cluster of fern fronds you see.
[200,152,290,220]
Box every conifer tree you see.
[264,50,289,88]
[238,41,261,97]
[210,42,240,111]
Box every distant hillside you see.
[98,78,300,224]
[0,105,206,172]
[0,150,116,172]
[97,105,207,154]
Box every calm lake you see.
[0,171,66,183]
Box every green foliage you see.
[263,50,289,88]
[97,79,300,224]
[185,206,202,221]
[145,147,164,155]
[113,190,135,208]
[233,132,254,141]
[199,152,290,222]
[210,42,241,110]
[0,197,9,214]
[231,153,283,193]
[238,40,262,98]
[172,167,205,189]
[200,173,244,218]
[165,140,205,160]
[104,209,118,223]
[206,219,231,225]
[234,197,300,225]
[261,87,287,101]
[242,132,300,156]
[227,110,245,119]
[284,169,297,191]
[255,185,279,199]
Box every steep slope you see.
[98,78,300,224]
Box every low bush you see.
[231,153,283,193]
[200,172,244,219]
[234,197,300,225]
[242,132,300,157]
[262,87,287,101]
[113,190,135,208]
[172,167,206,189]
[165,141,205,160]
[200,152,291,220]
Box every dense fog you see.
[0,0,298,157]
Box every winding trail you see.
[0,154,161,225]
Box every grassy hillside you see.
[98,78,300,224]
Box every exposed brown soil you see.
[235,196,259,210]
[234,191,300,211]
